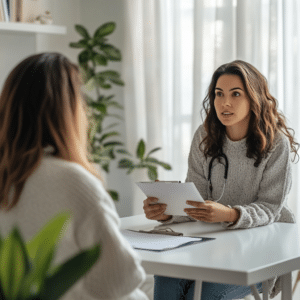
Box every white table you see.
[121,214,300,300]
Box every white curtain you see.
[123,0,300,226]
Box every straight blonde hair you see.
[0,53,103,210]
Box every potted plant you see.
[0,212,100,300]
[70,22,172,200]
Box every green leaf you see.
[38,244,101,300]
[0,234,3,249]
[87,39,96,47]
[79,65,94,84]
[0,228,27,300]
[96,71,123,88]
[101,163,109,173]
[0,285,5,300]
[94,22,116,38]
[85,77,96,91]
[118,158,135,169]
[100,83,112,89]
[104,100,123,109]
[69,39,88,49]
[108,148,115,159]
[101,44,121,61]
[103,141,123,148]
[75,24,90,39]
[98,70,120,78]
[90,102,107,114]
[26,212,71,261]
[116,149,132,156]
[146,147,162,157]
[20,245,55,299]
[99,131,120,143]
[134,162,157,169]
[144,157,159,164]
[108,190,119,201]
[93,36,106,45]
[94,54,107,66]
[96,95,105,102]
[31,244,56,290]
[78,50,90,64]
[144,157,172,170]
[136,139,146,160]
[126,167,135,174]
[158,162,172,170]
[147,166,158,181]
[109,77,125,86]
[105,95,115,100]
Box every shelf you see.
[0,22,66,35]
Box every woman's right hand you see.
[143,197,172,221]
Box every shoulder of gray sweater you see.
[271,130,291,156]
[191,124,206,149]
[276,130,291,146]
[191,125,292,162]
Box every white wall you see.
[0,0,82,89]
[36,0,82,63]
[79,0,134,217]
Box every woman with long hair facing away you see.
[0,53,148,300]
[143,60,299,299]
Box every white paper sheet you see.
[121,229,202,251]
[136,182,204,216]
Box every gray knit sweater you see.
[163,124,295,298]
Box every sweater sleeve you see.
[73,173,148,300]
[185,125,209,200]
[224,134,294,230]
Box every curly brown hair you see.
[200,60,299,167]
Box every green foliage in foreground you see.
[0,212,100,300]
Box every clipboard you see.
[121,228,215,252]
[136,181,204,216]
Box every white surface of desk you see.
[121,215,300,299]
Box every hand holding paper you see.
[184,200,240,223]
[137,182,204,216]
[143,197,172,221]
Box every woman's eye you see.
[233,92,240,97]
[216,92,222,97]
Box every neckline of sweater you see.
[224,134,247,150]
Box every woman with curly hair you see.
[143,60,299,299]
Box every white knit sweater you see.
[0,154,148,300]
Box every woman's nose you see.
[222,96,231,107]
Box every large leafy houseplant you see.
[0,212,100,300]
[70,22,172,200]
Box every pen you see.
[138,228,183,236]
[154,181,181,183]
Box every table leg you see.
[251,285,262,300]
[262,281,269,300]
[194,280,202,300]
[281,272,292,300]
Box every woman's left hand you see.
[184,200,239,223]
